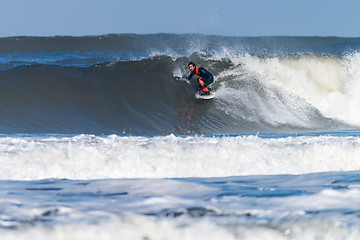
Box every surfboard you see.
[195,91,215,100]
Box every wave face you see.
[1,34,360,135]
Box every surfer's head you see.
[188,62,196,71]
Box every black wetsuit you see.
[187,66,214,91]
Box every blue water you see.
[1,34,360,239]
[0,50,149,70]
[1,170,360,239]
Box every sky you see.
[1,0,360,37]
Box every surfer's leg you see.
[198,77,210,92]
[205,76,214,91]
[203,75,214,91]
[197,78,210,95]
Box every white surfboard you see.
[195,91,215,100]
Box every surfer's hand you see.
[174,76,190,84]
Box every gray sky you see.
[1,0,360,37]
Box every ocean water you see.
[1,34,360,239]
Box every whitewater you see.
[1,34,360,239]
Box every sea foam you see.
[0,134,359,180]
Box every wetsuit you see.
[187,66,214,93]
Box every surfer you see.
[186,62,214,95]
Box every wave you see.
[1,134,360,180]
[235,52,360,126]
[1,51,360,135]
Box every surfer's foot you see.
[200,90,210,95]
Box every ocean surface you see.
[1,34,360,239]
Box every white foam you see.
[237,53,360,126]
[1,134,360,180]
[0,168,360,239]
[201,52,322,129]
[0,213,359,240]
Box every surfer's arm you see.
[187,71,195,80]
[174,76,190,83]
